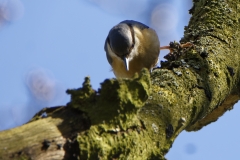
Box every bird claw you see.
[179,42,194,49]
[160,41,194,53]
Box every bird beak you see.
[123,57,129,71]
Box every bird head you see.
[107,23,134,70]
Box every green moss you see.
[78,126,166,160]
[67,69,166,159]
[67,69,151,130]
[66,76,96,110]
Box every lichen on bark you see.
[0,1,240,160]
[67,69,168,159]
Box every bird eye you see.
[131,44,134,48]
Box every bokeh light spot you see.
[25,68,56,102]
[151,3,178,36]
[0,0,24,22]
[184,143,197,155]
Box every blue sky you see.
[0,0,239,159]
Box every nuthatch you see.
[105,20,160,78]
[104,20,192,78]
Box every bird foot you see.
[161,41,194,61]
[160,41,194,53]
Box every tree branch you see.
[0,0,239,159]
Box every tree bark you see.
[0,0,240,159]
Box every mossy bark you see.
[0,0,240,159]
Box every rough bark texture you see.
[0,0,240,160]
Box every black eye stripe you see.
[126,23,135,49]
[107,37,114,51]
